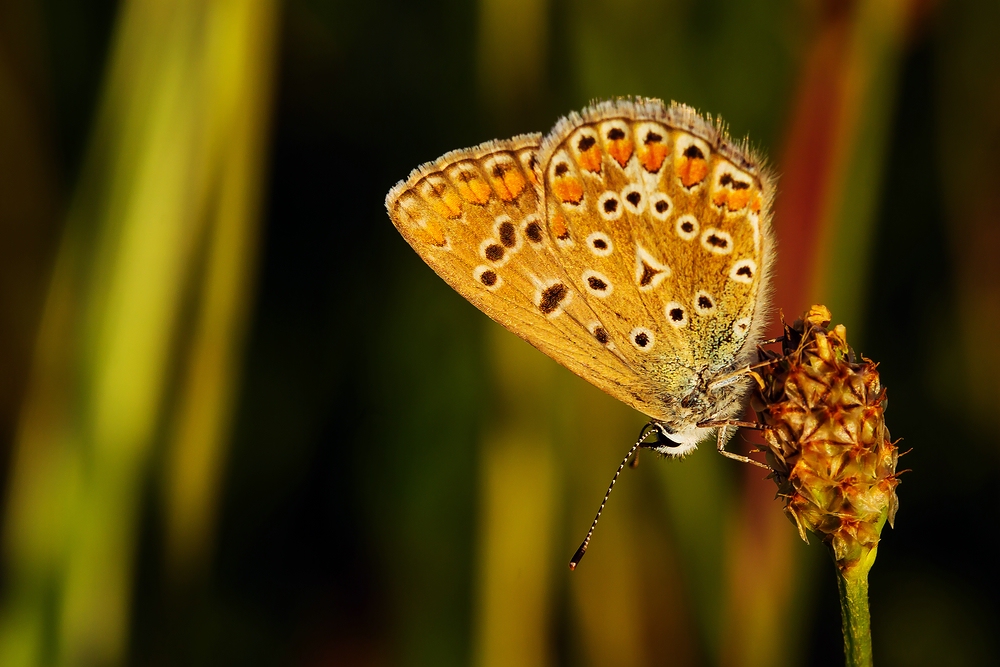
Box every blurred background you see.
[0,0,998,665]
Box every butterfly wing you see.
[537,99,775,421]
[385,134,645,406]
[385,99,775,424]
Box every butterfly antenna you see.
[569,425,659,570]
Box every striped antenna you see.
[569,423,661,570]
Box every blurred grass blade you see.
[473,2,560,664]
[477,0,548,123]
[0,1,277,665]
[806,0,910,335]
[473,336,558,667]
[161,0,278,583]
[935,0,1000,422]
[0,1,63,467]
[563,387,649,667]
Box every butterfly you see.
[385,97,774,462]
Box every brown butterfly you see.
[386,98,777,566]
[386,97,774,456]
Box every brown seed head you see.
[753,305,900,572]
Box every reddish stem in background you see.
[723,6,856,663]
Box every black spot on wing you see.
[539,284,568,314]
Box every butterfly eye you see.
[535,280,572,317]
[648,192,673,221]
[473,265,503,292]
[498,221,516,247]
[492,215,522,252]
[479,237,510,267]
[521,215,545,247]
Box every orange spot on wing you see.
[750,194,762,213]
[638,143,667,172]
[418,216,447,246]
[711,187,753,212]
[491,182,512,201]
[419,180,463,218]
[727,189,751,211]
[427,190,463,218]
[551,211,569,239]
[608,140,633,168]
[498,169,526,201]
[578,146,602,172]
[553,177,584,204]
[455,177,491,205]
[677,157,708,188]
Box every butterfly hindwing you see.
[385,135,643,404]
[537,99,775,419]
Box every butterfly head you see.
[646,372,753,456]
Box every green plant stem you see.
[836,564,873,667]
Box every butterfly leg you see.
[629,447,641,469]
[699,421,771,470]
[699,418,766,430]
[756,335,786,347]
[755,338,784,363]
[707,356,785,393]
